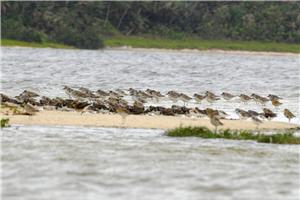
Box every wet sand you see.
[1,110,299,131]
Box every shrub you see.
[1,19,43,42]
[53,26,104,49]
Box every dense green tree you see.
[1,1,299,49]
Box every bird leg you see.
[122,115,126,125]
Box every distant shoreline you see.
[106,46,299,56]
[1,38,299,54]
[0,39,74,49]
[105,37,300,54]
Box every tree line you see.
[2,1,300,49]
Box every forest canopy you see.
[1,1,300,49]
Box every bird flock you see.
[0,86,296,131]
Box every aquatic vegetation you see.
[1,118,10,128]
[166,127,300,144]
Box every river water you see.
[1,47,300,199]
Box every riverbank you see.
[1,110,299,131]
[1,38,299,53]
[105,37,300,54]
[1,39,74,49]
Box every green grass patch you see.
[1,39,74,49]
[1,118,10,128]
[3,38,299,53]
[105,36,300,53]
[166,127,300,144]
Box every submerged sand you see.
[1,110,299,131]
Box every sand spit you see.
[1,110,299,131]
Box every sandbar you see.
[1,110,299,131]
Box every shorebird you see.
[130,101,145,114]
[268,94,282,101]
[251,116,263,129]
[160,108,175,116]
[153,90,164,98]
[221,92,235,100]
[78,87,98,98]
[206,93,220,104]
[251,94,269,105]
[271,99,282,109]
[71,100,90,112]
[188,108,199,118]
[145,89,156,96]
[145,89,164,102]
[129,88,138,96]
[167,91,180,103]
[135,96,147,104]
[115,105,130,125]
[239,94,252,103]
[109,91,123,98]
[115,89,127,96]
[19,90,39,98]
[248,110,260,117]
[195,107,206,116]
[235,108,251,120]
[205,91,218,98]
[205,108,219,119]
[283,109,295,123]
[193,93,205,103]
[96,89,109,97]
[138,91,152,99]
[262,108,277,120]
[63,86,74,99]
[133,100,144,108]
[23,103,39,115]
[179,93,192,106]
[63,86,88,99]
[40,96,52,106]
[80,104,97,114]
[1,93,21,105]
[210,115,223,133]
[16,90,39,103]
[218,110,229,119]
[171,105,189,115]
[256,96,269,106]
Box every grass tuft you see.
[166,127,300,144]
[1,118,10,128]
